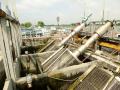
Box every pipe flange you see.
[26,74,32,88]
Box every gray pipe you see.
[58,23,85,47]
[45,21,113,71]
[73,21,113,57]
[58,14,92,47]
[16,61,96,85]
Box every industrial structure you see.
[0,0,120,90]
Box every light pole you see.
[57,16,60,26]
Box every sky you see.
[16,0,120,25]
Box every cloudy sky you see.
[16,0,120,24]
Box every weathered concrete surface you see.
[3,80,13,90]
[39,40,58,52]
[0,56,6,90]
[20,51,55,73]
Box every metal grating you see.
[42,47,66,71]
[44,49,79,72]
[75,67,112,90]
[106,77,120,90]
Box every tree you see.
[21,22,32,28]
[37,21,45,27]
[24,22,32,28]
[71,23,75,26]
[21,23,25,27]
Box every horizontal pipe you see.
[48,61,96,77]
[16,73,47,85]
[58,23,85,47]
[0,9,19,24]
[16,61,96,85]
[73,21,113,57]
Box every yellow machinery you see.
[98,42,120,51]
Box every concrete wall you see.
[3,80,13,90]
[0,56,6,90]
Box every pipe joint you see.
[26,74,32,88]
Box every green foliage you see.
[21,22,32,28]
[71,23,75,26]
[37,21,45,27]
[117,23,120,26]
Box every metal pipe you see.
[58,14,92,47]
[58,23,85,47]
[44,21,113,71]
[16,61,96,85]
[73,21,113,57]
[16,73,47,85]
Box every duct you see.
[58,23,85,47]
[73,21,113,57]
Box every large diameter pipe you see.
[73,21,113,57]
[58,23,85,47]
[16,61,96,85]
[49,22,113,71]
